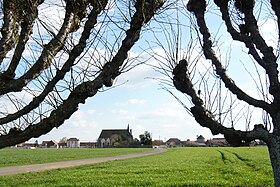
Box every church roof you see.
[98,129,132,139]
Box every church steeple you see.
[127,123,132,135]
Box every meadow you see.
[0,147,274,186]
[0,148,151,167]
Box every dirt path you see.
[0,148,166,176]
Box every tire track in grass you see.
[215,149,256,182]
[225,150,257,170]
[216,150,227,163]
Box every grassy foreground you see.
[0,147,274,186]
[0,148,151,167]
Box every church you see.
[97,125,133,148]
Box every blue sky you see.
[26,0,215,143]
[22,0,277,143]
[31,60,214,143]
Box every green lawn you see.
[0,147,274,186]
[0,148,151,167]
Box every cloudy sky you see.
[31,53,214,143]
[24,1,214,143]
[29,0,276,143]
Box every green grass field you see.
[0,148,151,167]
[0,147,274,186]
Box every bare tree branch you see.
[187,0,271,112]
[0,0,165,148]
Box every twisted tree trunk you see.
[267,136,280,187]
[170,0,280,185]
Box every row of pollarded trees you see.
[1,0,280,186]
[0,0,164,147]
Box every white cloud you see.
[25,2,227,144]
[127,99,146,105]
[116,49,168,89]
[111,109,128,115]
[138,104,185,119]
[259,18,278,48]
[67,110,97,128]
[37,1,65,35]
[114,99,146,106]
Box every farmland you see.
[0,148,151,167]
[0,147,274,186]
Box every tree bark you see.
[267,136,280,187]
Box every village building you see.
[14,142,26,148]
[67,138,80,148]
[184,139,198,147]
[12,142,38,149]
[80,142,97,148]
[196,135,205,143]
[97,125,133,148]
[41,140,58,148]
[206,138,228,147]
[58,142,67,148]
[153,139,165,146]
[165,138,183,147]
[195,135,206,146]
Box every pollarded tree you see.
[0,0,164,148]
[170,0,280,185]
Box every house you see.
[12,142,38,149]
[196,135,205,143]
[182,136,207,147]
[41,140,58,148]
[153,140,165,146]
[196,135,206,146]
[58,142,67,148]
[16,142,26,148]
[166,138,182,147]
[184,139,198,147]
[80,142,97,148]
[67,138,80,148]
[206,138,228,147]
[97,125,133,148]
